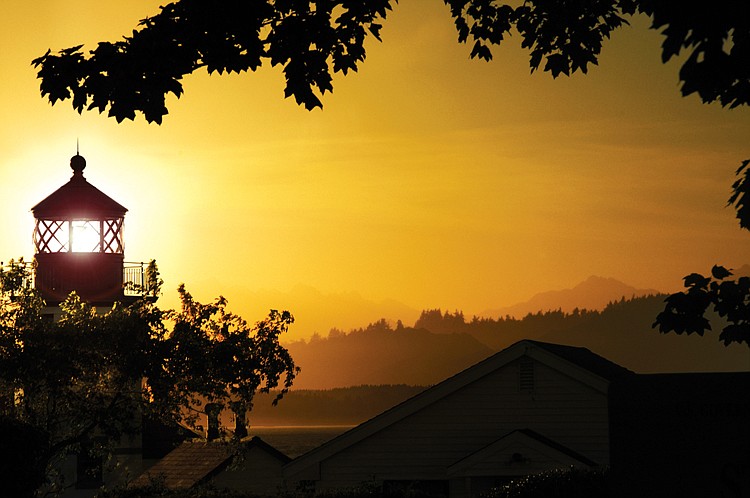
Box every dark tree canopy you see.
[32,0,750,123]
[0,259,298,494]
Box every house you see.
[283,339,633,498]
[127,339,747,498]
[131,436,291,496]
[608,371,750,498]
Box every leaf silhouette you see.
[711,265,733,280]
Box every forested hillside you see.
[285,319,493,389]
[286,295,749,389]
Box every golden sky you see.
[1,1,748,339]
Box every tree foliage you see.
[415,308,466,333]
[0,259,298,494]
[729,159,750,231]
[653,264,749,347]
[31,0,750,123]
[148,284,298,430]
[652,161,750,348]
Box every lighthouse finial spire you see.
[70,140,86,176]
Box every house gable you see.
[211,437,292,495]
[447,429,597,478]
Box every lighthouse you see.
[31,153,147,314]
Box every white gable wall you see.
[309,356,609,490]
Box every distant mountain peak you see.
[573,275,650,294]
[577,275,622,287]
[580,275,621,284]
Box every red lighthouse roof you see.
[31,154,127,219]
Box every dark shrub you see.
[482,467,609,498]
[96,480,252,498]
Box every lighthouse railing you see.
[123,261,149,296]
[4,259,155,302]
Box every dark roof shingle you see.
[130,442,231,489]
[131,436,291,489]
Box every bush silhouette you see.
[483,467,608,498]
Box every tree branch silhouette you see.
[32,0,750,123]
[653,161,750,347]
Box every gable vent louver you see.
[519,358,534,392]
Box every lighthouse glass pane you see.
[102,218,124,254]
[35,220,69,253]
[71,220,101,252]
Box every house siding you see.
[211,445,287,496]
[312,356,609,490]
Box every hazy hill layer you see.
[286,296,749,389]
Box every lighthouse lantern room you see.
[31,154,131,306]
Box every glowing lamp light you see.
[71,220,101,252]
